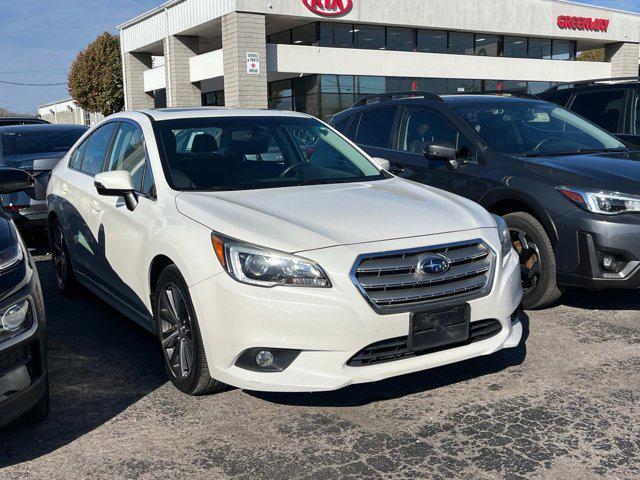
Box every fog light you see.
[601,255,616,271]
[255,350,274,368]
[2,300,29,332]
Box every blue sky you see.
[0,0,639,114]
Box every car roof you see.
[130,107,313,122]
[542,81,640,95]
[441,94,547,106]
[0,124,88,133]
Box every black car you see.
[0,118,50,127]
[332,92,640,309]
[539,77,640,148]
[0,168,48,428]
[0,124,88,230]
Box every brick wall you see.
[222,12,268,109]
[605,42,640,78]
[124,52,155,111]
[165,35,202,107]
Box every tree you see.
[577,48,605,62]
[68,32,124,116]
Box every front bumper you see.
[0,257,47,428]
[555,209,640,289]
[190,231,523,392]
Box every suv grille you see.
[352,240,495,312]
[347,319,503,367]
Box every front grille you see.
[0,346,29,376]
[352,240,495,312]
[347,319,503,367]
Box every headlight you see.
[0,243,23,272]
[0,298,32,342]
[211,234,331,288]
[558,186,640,216]
[492,214,512,259]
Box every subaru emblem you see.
[418,255,451,275]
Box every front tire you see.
[154,265,225,395]
[504,212,563,310]
[49,220,78,296]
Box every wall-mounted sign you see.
[557,15,610,32]
[246,52,260,75]
[302,0,353,17]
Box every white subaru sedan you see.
[46,108,523,395]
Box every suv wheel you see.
[154,265,225,396]
[50,220,77,295]
[504,212,563,310]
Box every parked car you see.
[0,117,49,127]
[539,77,640,148]
[0,124,88,230]
[0,168,48,428]
[332,92,640,309]
[46,109,523,395]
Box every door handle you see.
[90,199,101,213]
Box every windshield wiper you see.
[521,148,628,157]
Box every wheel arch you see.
[149,254,176,303]
[481,189,559,248]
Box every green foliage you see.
[68,32,124,116]
[577,48,606,62]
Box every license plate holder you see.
[408,305,470,352]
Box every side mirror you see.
[94,171,138,211]
[371,157,391,171]
[0,168,35,194]
[424,143,459,170]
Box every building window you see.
[475,34,500,56]
[357,76,386,94]
[83,111,91,126]
[416,30,447,53]
[552,40,576,60]
[269,30,292,45]
[528,37,552,59]
[355,25,386,50]
[502,36,528,58]
[387,27,414,52]
[448,32,474,55]
[292,23,318,46]
[202,90,224,106]
[319,22,354,48]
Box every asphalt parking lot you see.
[1,246,639,480]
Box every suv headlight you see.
[0,298,32,342]
[211,234,331,288]
[492,214,512,259]
[0,243,23,273]
[558,186,640,216]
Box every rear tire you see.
[154,265,225,396]
[49,219,78,296]
[504,212,563,310]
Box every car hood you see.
[518,151,640,194]
[176,178,495,253]
[3,152,66,171]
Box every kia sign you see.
[302,0,353,17]
[557,15,610,32]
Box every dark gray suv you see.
[332,92,640,309]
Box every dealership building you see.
[117,0,640,120]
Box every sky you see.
[0,0,639,114]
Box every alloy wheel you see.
[158,284,195,380]
[51,225,68,290]
[510,227,542,295]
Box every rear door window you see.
[570,90,625,133]
[80,122,117,176]
[69,139,89,170]
[355,108,398,148]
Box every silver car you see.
[0,124,87,230]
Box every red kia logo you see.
[302,0,353,17]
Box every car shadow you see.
[560,287,640,310]
[250,312,529,408]
[0,248,167,468]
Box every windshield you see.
[155,116,385,191]
[2,128,85,156]
[453,101,626,156]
